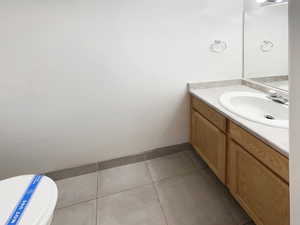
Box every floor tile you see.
[224,194,251,225]
[202,169,251,225]
[155,171,240,225]
[185,150,207,170]
[98,162,152,197]
[147,152,196,181]
[97,184,167,225]
[55,172,97,208]
[51,200,96,225]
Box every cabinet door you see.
[191,110,226,183]
[227,140,289,225]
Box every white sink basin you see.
[219,92,288,129]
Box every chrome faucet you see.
[267,90,289,105]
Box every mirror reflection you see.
[244,0,288,91]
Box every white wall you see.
[244,1,288,78]
[0,0,243,179]
[289,0,300,224]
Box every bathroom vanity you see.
[189,82,289,225]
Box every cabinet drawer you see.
[228,140,289,225]
[191,96,226,132]
[229,121,289,183]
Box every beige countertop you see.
[189,83,289,157]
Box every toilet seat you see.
[0,175,58,225]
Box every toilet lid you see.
[0,175,57,225]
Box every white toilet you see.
[0,175,58,225]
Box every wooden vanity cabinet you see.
[190,95,290,225]
[227,140,289,225]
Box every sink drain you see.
[264,114,275,120]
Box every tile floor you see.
[51,150,253,225]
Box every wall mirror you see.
[243,0,288,92]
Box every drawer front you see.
[191,96,226,132]
[228,140,289,225]
[229,121,289,183]
[192,110,226,183]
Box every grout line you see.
[55,198,97,210]
[97,182,153,199]
[146,164,170,225]
[153,184,169,225]
[144,160,156,183]
[144,160,155,182]
[151,170,201,185]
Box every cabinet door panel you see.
[191,110,226,183]
[228,140,289,225]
